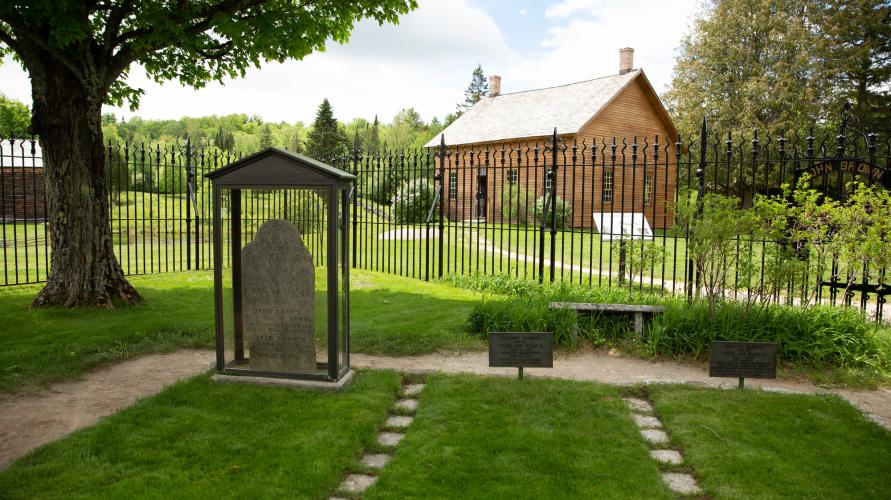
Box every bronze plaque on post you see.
[709,341,777,379]
[488,332,553,368]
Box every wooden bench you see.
[549,302,665,338]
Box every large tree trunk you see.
[30,67,141,307]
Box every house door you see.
[475,172,487,219]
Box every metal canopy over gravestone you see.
[242,219,316,372]
[592,212,654,241]
[205,147,355,386]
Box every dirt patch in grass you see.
[0,349,214,469]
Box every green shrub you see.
[154,164,189,194]
[533,195,572,228]
[448,273,891,372]
[500,187,531,223]
[365,170,399,205]
[392,178,436,223]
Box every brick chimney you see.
[619,47,634,74]
[488,75,501,97]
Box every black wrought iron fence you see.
[2,111,889,319]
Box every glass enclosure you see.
[208,150,354,382]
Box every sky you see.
[0,0,701,125]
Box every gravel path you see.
[1,348,888,470]
[351,350,891,431]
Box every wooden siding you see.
[0,167,46,221]
[438,75,677,230]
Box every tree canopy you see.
[0,0,417,112]
[0,0,416,307]
[0,94,29,137]
[665,0,890,138]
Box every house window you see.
[449,171,458,200]
[602,170,614,203]
[508,169,518,185]
[644,175,653,207]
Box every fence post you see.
[185,137,193,270]
[351,136,359,268]
[538,145,547,284]
[550,128,558,282]
[687,116,707,302]
[438,135,446,278]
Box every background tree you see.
[665,0,823,137]
[385,107,424,149]
[288,127,304,153]
[213,125,235,150]
[666,0,891,138]
[369,115,381,150]
[814,0,891,129]
[306,98,350,160]
[259,124,274,149]
[0,0,415,307]
[0,94,30,137]
[455,64,488,117]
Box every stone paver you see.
[640,429,669,445]
[394,398,418,412]
[661,472,702,495]
[632,414,662,429]
[377,432,405,447]
[650,449,683,465]
[623,397,654,413]
[361,453,392,469]
[386,415,414,428]
[338,474,377,494]
[403,383,425,396]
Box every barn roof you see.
[425,69,676,147]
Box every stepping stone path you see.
[622,396,703,496]
[332,380,424,499]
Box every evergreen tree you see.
[814,0,891,128]
[456,64,488,116]
[306,98,350,160]
[213,125,235,150]
[259,124,274,149]
[368,115,381,151]
[665,0,890,137]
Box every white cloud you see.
[0,0,519,124]
[530,0,700,94]
[0,0,700,125]
[518,8,528,16]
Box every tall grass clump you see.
[446,274,891,373]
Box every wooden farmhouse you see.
[426,48,679,230]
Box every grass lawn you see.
[649,385,891,499]
[3,371,890,497]
[0,371,401,499]
[364,374,673,499]
[0,269,482,392]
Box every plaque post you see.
[738,377,744,390]
[518,367,523,380]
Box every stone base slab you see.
[211,369,355,391]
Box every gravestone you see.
[242,219,316,372]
